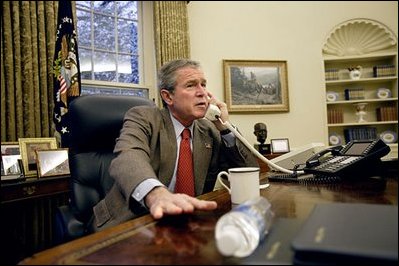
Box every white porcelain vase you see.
[354,102,368,123]
[349,68,362,80]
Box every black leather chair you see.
[54,94,154,244]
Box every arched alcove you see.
[322,18,397,57]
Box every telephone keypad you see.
[315,156,361,173]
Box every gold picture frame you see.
[223,59,289,113]
[36,148,70,178]
[19,138,57,177]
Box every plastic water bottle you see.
[215,196,274,257]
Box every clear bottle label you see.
[233,204,266,240]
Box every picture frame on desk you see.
[36,148,70,178]
[19,138,57,177]
[1,142,20,156]
[1,142,22,178]
[223,59,289,113]
[271,138,290,154]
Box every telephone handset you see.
[305,145,344,168]
[205,104,222,121]
[303,139,390,177]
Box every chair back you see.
[67,94,154,224]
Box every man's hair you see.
[158,59,201,107]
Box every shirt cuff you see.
[221,131,235,147]
[132,178,165,207]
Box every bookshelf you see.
[322,19,398,159]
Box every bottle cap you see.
[216,225,243,256]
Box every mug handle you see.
[217,171,231,193]
[259,183,270,189]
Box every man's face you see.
[163,67,209,126]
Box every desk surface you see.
[19,175,397,265]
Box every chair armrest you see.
[54,205,85,245]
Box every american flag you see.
[53,0,81,147]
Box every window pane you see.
[80,48,92,79]
[118,54,138,83]
[76,1,91,9]
[94,51,116,82]
[76,10,91,47]
[93,1,115,15]
[117,1,137,19]
[94,14,115,51]
[118,19,137,54]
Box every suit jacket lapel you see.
[193,122,213,195]
[159,109,177,185]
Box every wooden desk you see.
[1,175,69,203]
[1,176,70,265]
[19,175,397,265]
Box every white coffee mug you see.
[217,167,264,204]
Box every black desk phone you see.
[303,139,390,177]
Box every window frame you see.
[77,1,157,102]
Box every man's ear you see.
[160,89,173,105]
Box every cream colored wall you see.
[187,1,398,149]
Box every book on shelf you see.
[344,127,377,143]
[327,109,343,124]
[344,88,364,100]
[373,65,396,78]
[376,106,398,121]
[325,68,339,81]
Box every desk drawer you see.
[1,177,70,203]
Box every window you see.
[76,1,155,98]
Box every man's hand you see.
[144,186,218,219]
[207,92,230,131]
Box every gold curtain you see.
[1,1,64,142]
[153,1,191,70]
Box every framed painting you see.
[1,142,22,177]
[36,148,70,178]
[19,138,57,177]
[223,60,289,112]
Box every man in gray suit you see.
[92,59,258,231]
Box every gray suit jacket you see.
[92,106,258,231]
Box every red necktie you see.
[175,128,195,196]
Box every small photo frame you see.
[19,138,57,177]
[271,138,290,154]
[1,142,21,156]
[36,148,70,178]
[1,142,21,177]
